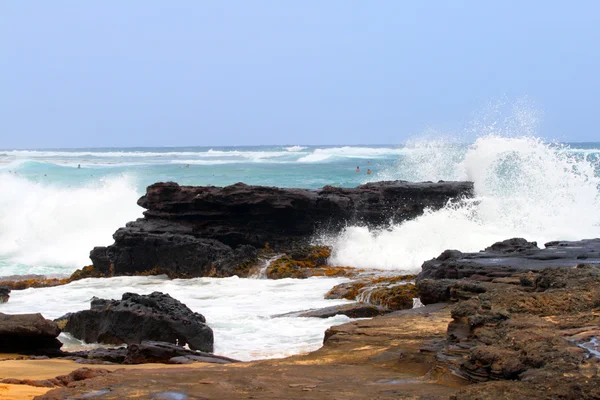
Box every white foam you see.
[5,149,292,161]
[170,159,246,165]
[329,135,600,270]
[0,174,142,274]
[284,145,308,152]
[0,275,352,361]
[298,146,403,163]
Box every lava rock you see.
[417,238,600,281]
[59,292,213,352]
[124,341,237,365]
[297,303,388,318]
[91,181,473,277]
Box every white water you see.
[0,275,352,361]
[297,146,404,163]
[329,135,600,271]
[0,173,142,275]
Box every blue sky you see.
[1,1,599,148]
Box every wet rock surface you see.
[282,303,388,318]
[326,275,418,310]
[58,292,214,352]
[0,313,62,355]
[264,246,362,279]
[418,237,600,281]
[91,180,472,277]
[122,341,237,365]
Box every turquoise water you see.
[0,145,404,189]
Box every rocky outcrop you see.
[58,292,213,352]
[90,180,473,277]
[409,238,600,398]
[445,264,600,397]
[417,238,600,282]
[0,313,62,355]
[0,286,9,303]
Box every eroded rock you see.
[91,181,473,277]
[59,292,213,352]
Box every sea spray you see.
[329,135,600,271]
[0,173,142,275]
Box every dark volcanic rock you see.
[124,341,237,365]
[0,285,9,303]
[297,303,388,318]
[417,238,600,282]
[63,347,128,364]
[61,341,238,365]
[0,312,62,355]
[59,292,213,352]
[91,180,472,277]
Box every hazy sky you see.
[1,1,599,148]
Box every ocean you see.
[1,136,599,360]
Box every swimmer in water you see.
[355,166,360,172]
[185,164,190,168]
[77,164,81,169]
[366,169,372,175]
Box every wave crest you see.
[329,135,600,270]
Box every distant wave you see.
[297,146,404,163]
[4,146,407,166]
[170,159,246,165]
[284,145,307,152]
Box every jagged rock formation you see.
[90,180,473,277]
[57,292,213,352]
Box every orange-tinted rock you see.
[69,265,106,281]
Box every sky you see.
[1,1,599,148]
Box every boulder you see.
[59,292,213,352]
[91,181,473,277]
[0,312,62,355]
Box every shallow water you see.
[0,275,352,361]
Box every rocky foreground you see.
[0,238,598,399]
[1,182,599,399]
